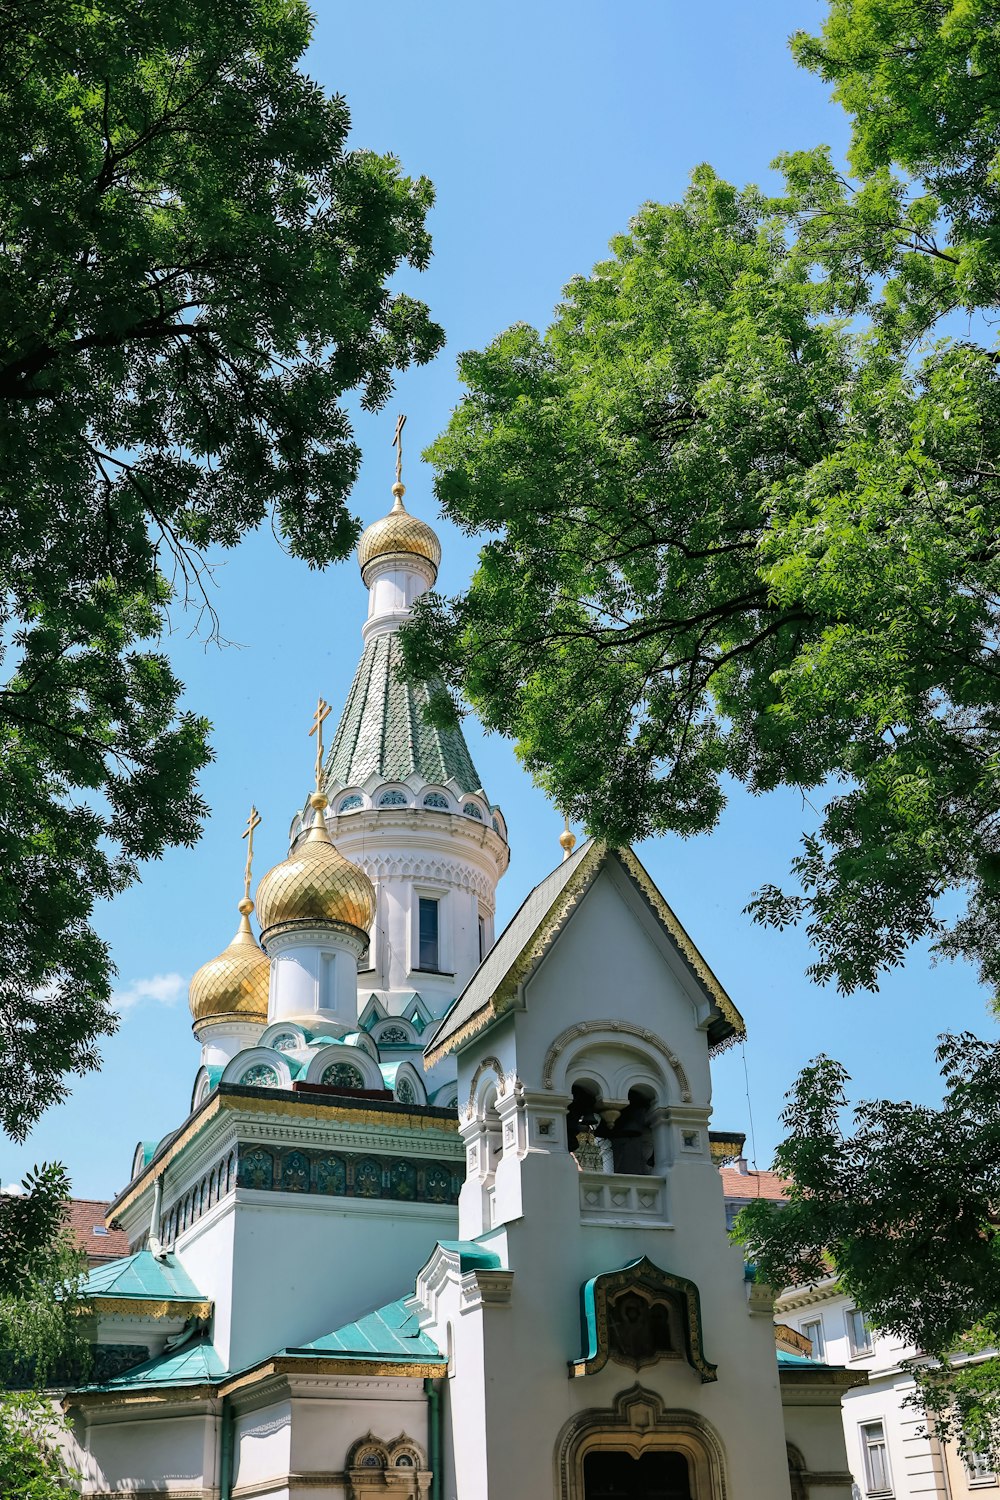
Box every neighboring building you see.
[776,1279,998,1500]
[64,1200,130,1267]
[58,465,858,1500]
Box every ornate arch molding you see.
[344,1431,430,1498]
[555,1385,728,1500]
[570,1256,716,1383]
[542,1021,692,1104]
[463,1056,509,1121]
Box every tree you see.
[404,164,1000,997]
[0,0,443,1142]
[0,1390,80,1499]
[735,1039,1000,1462]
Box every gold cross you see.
[309,696,332,791]
[391,412,407,486]
[241,804,262,903]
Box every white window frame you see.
[410,884,451,975]
[800,1316,825,1360]
[859,1419,892,1496]
[966,1449,998,1487]
[846,1305,873,1357]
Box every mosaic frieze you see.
[235,1144,461,1205]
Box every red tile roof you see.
[64,1199,130,1264]
[719,1166,789,1202]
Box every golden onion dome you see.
[357,484,441,585]
[256,793,376,940]
[189,898,270,1027]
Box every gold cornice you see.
[112,1089,459,1220]
[64,1385,217,1412]
[220,1356,443,1397]
[83,1297,212,1321]
[64,1355,442,1414]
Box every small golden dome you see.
[559,816,577,860]
[357,485,441,584]
[189,903,270,1027]
[256,796,376,939]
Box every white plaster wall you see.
[73,1409,216,1495]
[267,929,363,1033]
[288,1382,428,1472]
[226,1193,458,1371]
[232,1397,292,1490]
[175,1191,238,1368]
[442,864,795,1500]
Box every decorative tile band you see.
[236,1144,461,1205]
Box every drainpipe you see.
[217,1394,234,1500]
[423,1377,442,1500]
[147,1174,167,1260]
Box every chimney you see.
[735,1157,750,1176]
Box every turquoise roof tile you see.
[324,632,485,796]
[82,1251,206,1303]
[291,1297,444,1363]
[81,1340,227,1391]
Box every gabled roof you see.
[64,1199,130,1263]
[720,1166,788,1202]
[82,1251,208,1307]
[424,841,745,1064]
[325,630,485,794]
[290,1297,444,1364]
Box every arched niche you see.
[542,1021,692,1105]
[555,1386,728,1500]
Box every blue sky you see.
[7,0,996,1200]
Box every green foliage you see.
[735,1038,1000,1461]
[0,1390,80,1499]
[0,0,442,1139]
[406,163,1000,996]
[0,1168,89,1390]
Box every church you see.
[61,455,859,1499]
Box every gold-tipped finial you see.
[391,412,407,507]
[559,814,577,861]
[188,806,270,1025]
[308,697,332,810]
[240,804,262,914]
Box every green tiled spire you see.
[324,631,484,794]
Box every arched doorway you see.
[556,1386,727,1500]
[584,1448,693,1498]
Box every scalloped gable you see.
[423,841,745,1066]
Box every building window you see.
[321,1062,365,1090]
[801,1317,825,1360]
[423,791,449,810]
[339,794,363,812]
[860,1420,892,1495]
[478,912,486,962]
[847,1307,873,1356]
[418,897,440,970]
[378,789,408,807]
[463,801,483,820]
[966,1449,998,1486]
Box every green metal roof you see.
[83,1340,227,1391]
[290,1297,444,1363]
[82,1251,206,1302]
[436,1241,503,1273]
[324,630,484,794]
